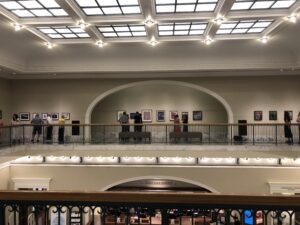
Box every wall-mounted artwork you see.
[41,113,48,120]
[142,109,152,122]
[32,113,39,119]
[117,110,126,121]
[284,110,293,120]
[254,111,263,121]
[169,111,178,121]
[52,113,59,121]
[193,111,202,121]
[182,112,188,121]
[130,112,136,120]
[269,111,277,121]
[156,110,165,122]
[62,112,70,120]
[19,112,30,121]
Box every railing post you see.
[166,125,168,144]
[83,124,85,144]
[161,209,169,225]
[9,126,12,147]
[252,125,255,145]
[22,125,25,144]
[103,125,106,144]
[275,124,278,145]
[43,125,45,144]
[0,205,5,225]
[208,125,211,144]
[230,124,233,145]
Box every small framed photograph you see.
[182,112,188,121]
[193,111,202,121]
[269,111,277,121]
[169,111,178,121]
[19,112,30,121]
[32,113,39,119]
[156,110,165,122]
[130,112,136,120]
[117,110,126,121]
[142,109,152,122]
[254,111,263,121]
[52,113,59,121]
[41,113,48,120]
[62,112,70,120]
[284,110,293,120]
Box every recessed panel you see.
[98,24,147,38]
[230,0,296,10]
[38,26,90,39]
[158,22,208,36]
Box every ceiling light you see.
[203,36,214,45]
[213,15,225,25]
[144,16,156,27]
[96,40,106,48]
[259,36,269,44]
[78,20,89,30]
[148,37,159,47]
[45,42,54,49]
[287,14,298,23]
[11,22,24,31]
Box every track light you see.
[148,37,159,47]
[259,36,269,44]
[11,22,24,31]
[287,14,298,23]
[78,20,89,30]
[96,40,106,48]
[144,16,156,27]
[45,42,53,49]
[203,36,214,45]
[213,15,225,25]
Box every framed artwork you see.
[156,110,165,122]
[142,109,152,122]
[182,112,188,121]
[284,110,293,120]
[193,111,202,121]
[41,113,48,120]
[52,113,59,121]
[62,112,70,120]
[32,113,39,119]
[117,110,125,121]
[269,111,277,121]
[130,112,136,120]
[169,111,178,121]
[19,112,30,121]
[254,111,263,121]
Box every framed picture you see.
[156,110,165,122]
[254,111,263,121]
[182,112,188,121]
[117,110,125,121]
[52,113,59,121]
[169,111,178,121]
[269,111,277,121]
[130,112,136,120]
[19,112,30,121]
[284,110,293,120]
[62,112,70,120]
[41,113,48,120]
[142,109,152,122]
[193,111,202,121]
[32,113,39,119]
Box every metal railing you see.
[0,191,300,225]
[0,123,299,147]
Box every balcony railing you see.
[0,191,300,225]
[0,123,299,147]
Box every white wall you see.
[0,166,9,190]
[0,78,11,124]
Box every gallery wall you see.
[0,78,11,124]
[8,75,300,125]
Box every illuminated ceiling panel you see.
[38,26,90,39]
[98,24,147,38]
[158,22,208,36]
[231,0,296,10]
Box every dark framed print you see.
[269,111,277,121]
[156,110,165,122]
[169,110,178,121]
[62,112,70,120]
[130,112,136,120]
[254,111,263,121]
[19,112,30,121]
[52,113,59,121]
[41,113,48,120]
[182,112,188,121]
[284,110,293,120]
[142,109,152,122]
[193,111,202,121]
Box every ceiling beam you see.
[0,6,20,22]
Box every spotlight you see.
[213,15,225,25]
[96,40,106,48]
[45,42,54,49]
[144,16,156,27]
[148,38,159,47]
[11,22,24,31]
[78,20,89,30]
[287,14,298,23]
[259,36,268,44]
[203,36,214,45]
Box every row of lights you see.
[10,13,299,49]
[12,156,300,167]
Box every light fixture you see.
[259,36,269,44]
[11,22,24,31]
[148,37,159,47]
[287,14,298,23]
[45,42,54,49]
[203,36,214,45]
[213,15,225,25]
[96,40,106,48]
[144,16,156,27]
[78,20,89,30]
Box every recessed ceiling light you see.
[96,40,106,48]
[286,14,298,23]
[144,17,156,27]
[148,38,159,47]
[213,15,225,25]
[45,42,54,49]
[78,20,89,30]
[203,36,214,45]
[258,36,269,44]
[11,22,24,31]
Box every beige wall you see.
[0,166,9,190]
[0,78,11,124]
[9,76,300,124]
[9,165,300,194]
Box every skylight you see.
[0,0,68,17]
[158,22,208,36]
[38,26,90,39]
[231,0,296,10]
[155,0,219,13]
[75,0,141,16]
[216,19,273,34]
[98,24,147,38]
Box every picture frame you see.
[52,113,59,121]
[193,111,202,121]
[32,113,39,119]
[156,110,165,122]
[117,110,126,121]
[169,111,178,121]
[61,112,70,120]
[269,111,277,121]
[284,110,293,120]
[130,112,136,120]
[182,112,188,121]
[19,112,30,121]
[41,113,48,120]
[141,109,152,122]
[254,111,263,121]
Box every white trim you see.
[11,178,51,190]
[268,182,300,194]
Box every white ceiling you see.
[0,0,300,78]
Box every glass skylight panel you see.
[0,0,68,17]
[98,25,147,38]
[230,0,296,10]
[75,0,141,16]
[38,26,90,39]
[216,20,273,35]
[158,22,208,36]
[155,0,218,13]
